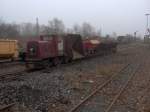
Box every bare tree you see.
[43,18,65,34]
[19,23,37,37]
[0,20,20,39]
[81,22,96,38]
[0,17,103,39]
[72,22,96,38]
[111,32,117,38]
[40,25,49,35]
[66,28,73,34]
[73,24,81,34]
[96,29,102,37]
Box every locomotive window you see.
[29,44,37,56]
[30,48,36,53]
[42,36,53,41]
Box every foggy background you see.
[0,0,149,36]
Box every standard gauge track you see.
[68,63,140,112]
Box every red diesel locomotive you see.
[26,34,117,69]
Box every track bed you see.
[0,42,150,112]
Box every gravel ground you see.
[0,42,149,112]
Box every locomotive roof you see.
[28,40,48,43]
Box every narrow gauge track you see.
[0,45,129,82]
[0,69,27,81]
[118,46,137,52]
[41,53,114,74]
[0,61,21,65]
[68,63,140,112]
[117,43,143,52]
[0,46,131,82]
[0,58,21,64]
[0,59,73,82]
[0,103,15,112]
[0,60,24,69]
[0,54,111,82]
[0,59,14,63]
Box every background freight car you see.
[0,39,19,60]
[83,38,101,55]
[117,35,135,44]
[83,38,117,56]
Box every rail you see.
[68,63,140,112]
[0,70,26,81]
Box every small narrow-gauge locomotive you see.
[26,34,85,68]
[25,34,117,69]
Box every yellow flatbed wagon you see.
[0,39,19,60]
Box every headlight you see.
[30,48,34,52]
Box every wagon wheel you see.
[43,60,51,68]
[11,58,14,62]
[53,58,60,66]
[25,63,30,69]
[68,57,73,63]
[63,57,69,64]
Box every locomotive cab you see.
[26,41,52,69]
[27,42,38,58]
[27,41,50,60]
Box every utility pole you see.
[134,31,138,41]
[145,14,150,35]
[36,17,39,36]
[134,31,138,37]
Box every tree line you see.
[0,18,102,39]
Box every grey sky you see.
[0,0,149,36]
